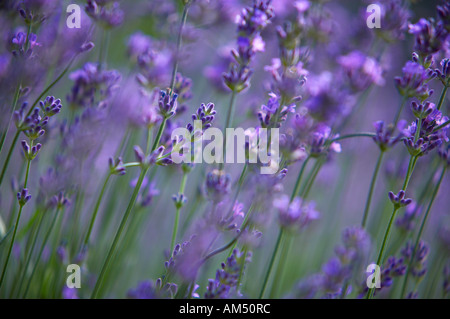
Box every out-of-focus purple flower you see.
[308,124,341,157]
[395,201,422,232]
[364,0,410,43]
[127,280,158,299]
[67,63,121,108]
[85,0,124,29]
[108,157,126,176]
[409,17,448,60]
[205,169,231,203]
[127,32,152,61]
[18,0,60,25]
[223,0,274,93]
[11,32,41,58]
[62,286,79,299]
[303,72,354,125]
[337,51,385,92]
[401,240,429,278]
[273,194,319,232]
[50,191,70,209]
[205,249,252,299]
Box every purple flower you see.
[62,286,79,299]
[401,240,429,278]
[388,190,412,209]
[273,194,319,231]
[337,51,385,92]
[85,0,124,29]
[364,0,410,43]
[395,61,434,101]
[408,17,448,59]
[17,188,32,206]
[127,280,158,299]
[372,120,405,151]
[205,169,231,203]
[395,201,422,232]
[258,92,296,128]
[205,249,252,299]
[67,63,121,108]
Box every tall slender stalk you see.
[23,207,61,298]
[171,171,188,252]
[399,165,446,298]
[0,83,21,156]
[220,90,237,171]
[361,151,385,228]
[13,209,46,298]
[367,155,418,299]
[0,157,31,288]
[83,173,111,248]
[169,2,191,93]
[90,167,148,299]
[436,85,448,111]
[259,156,310,298]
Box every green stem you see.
[169,2,191,92]
[367,206,399,299]
[0,83,21,157]
[399,166,446,298]
[151,118,167,152]
[171,172,188,252]
[290,156,310,202]
[83,173,111,247]
[0,158,31,288]
[367,155,418,299]
[361,151,385,228]
[436,85,448,111]
[14,210,46,298]
[220,90,237,171]
[327,133,376,144]
[90,167,148,299]
[23,207,61,298]
[259,228,284,299]
[393,97,407,128]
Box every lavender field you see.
[0,0,449,300]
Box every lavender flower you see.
[372,120,405,151]
[67,62,121,108]
[273,194,319,232]
[409,17,448,60]
[395,61,434,101]
[85,0,124,28]
[395,202,422,232]
[17,188,32,206]
[388,190,413,209]
[205,169,231,203]
[205,249,252,299]
[223,0,274,92]
[108,157,126,176]
[401,240,429,279]
[337,51,385,92]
